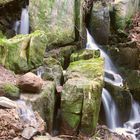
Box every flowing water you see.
[102,88,120,129]
[19,7,29,34]
[16,100,38,128]
[14,6,29,35]
[86,29,140,139]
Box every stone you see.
[17,72,43,93]
[42,57,63,86]
[89,1,110,44]
[120,68,140,101]
[61,57,104,136]
[20,81,56,133]
[70,49,100,62]
[45,45,79,68]
[0,30,47,73]
[0,96,17,108]
[112,0,140,30]
[0,83,20,100]
[29,0,75,48]
[22,127,37,140]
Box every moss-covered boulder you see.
[89,1,110,44]
[45,45,79,68]
[21,81,56,133]
[29,0,76,48]
[0,83,20,100]
[112,0,139,30]
[0,30,47,73]
[61,57,104,136]
[70,49,100,62]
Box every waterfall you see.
[14,6,29,35]
[102,88,120,129]
[86,29,140,139]
[19,7,29,34]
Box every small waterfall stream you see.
[14,6,29,35]
[86,29,140,139]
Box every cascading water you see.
[86,29,140,139]
[19,7,29,34]
[102,88,120,129]
[14,6,29,35]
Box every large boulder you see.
[21,81,56,133]
[0,30,47,73]
[29,0,75,48]
[89,1,110,45]
[112,0,139,30]
[61,56,104,136]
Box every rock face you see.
[120,68,140,101]
[29,0,75,48]
[0,30,47,73]
[61,53,104,136]
[17,72,43,93]
[112,0,140,30]
[37,57,63,86]
[89,1,110,44]
[20,81,56,133]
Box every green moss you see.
[3,83,20,99]
[68,58,104,80]
[70,49,100,62]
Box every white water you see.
[86,29,140,139]
[14,21,20,34]
[19,7,29,34]
[16,100,38,128]
[36,67,44,78]
[102,88,120,129]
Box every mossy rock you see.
[61,57,104,136]
[70,49,100,62]
[29,0,75,48]
[0,83,20,100]
[0,30,47,73]
[112,0,139,30]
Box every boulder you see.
[17,72,43,93]
[70,49,100,62]
[112,0,140,30]
[0,30,47,73]
[29,0,75,48]
[20,81,56,133]
[45,45,79,68]
[61,57,104,136]
[33,57,63,86]
[89,1,110,44]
